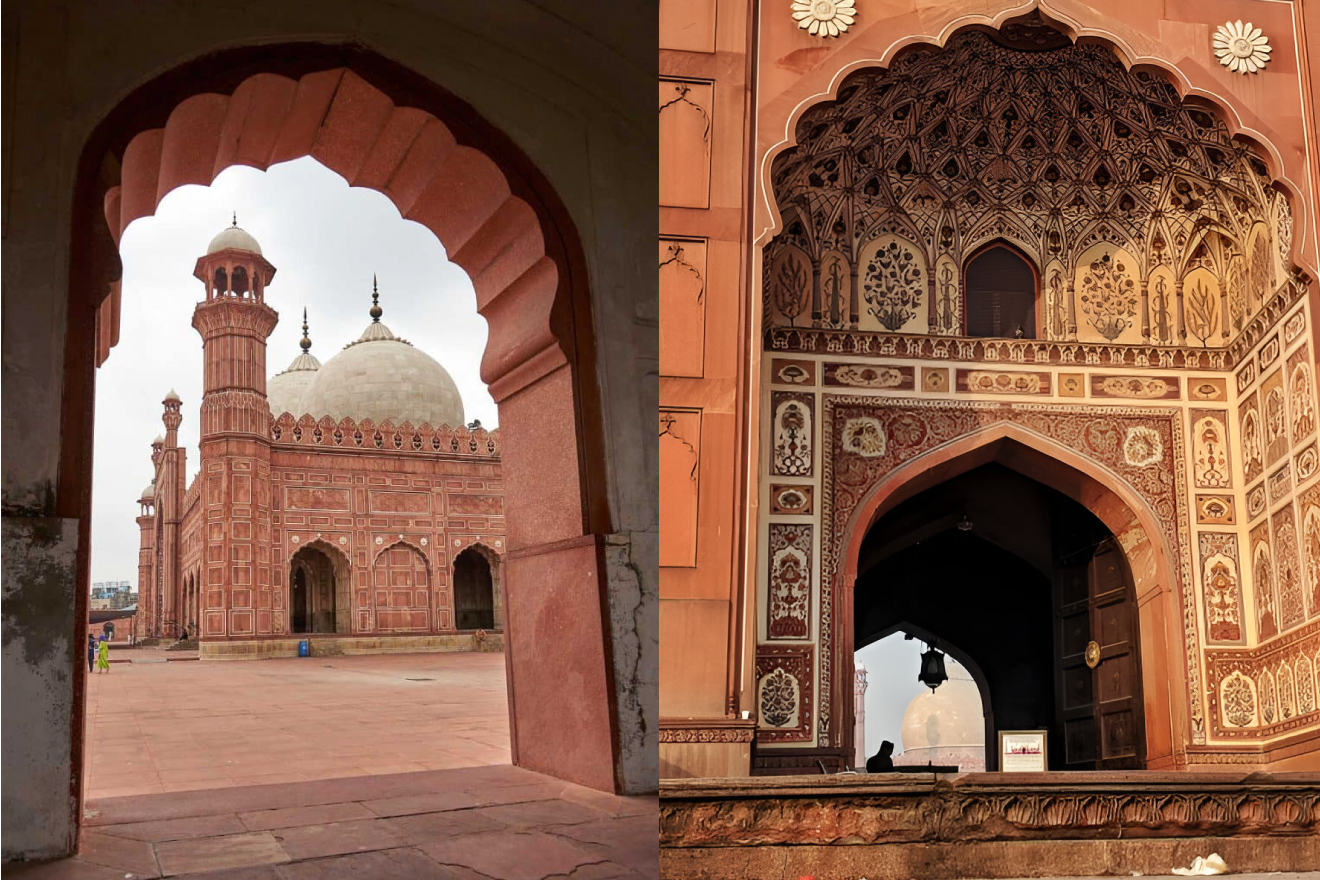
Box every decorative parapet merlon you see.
[766,329,1231,371]
[270,413,500,457]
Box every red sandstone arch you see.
[61,44,623,828]
[837,423,1190,768]
[753,2,1317,279]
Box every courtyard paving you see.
[84,650,512,798]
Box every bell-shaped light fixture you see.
[918,644,948,692]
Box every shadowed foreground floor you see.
[9,764,657,878]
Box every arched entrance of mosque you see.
[289,542,350,634]
[837,425,1187,770]
[55,43,625,842]
[854,458,1144,770]
[454,545,499,631]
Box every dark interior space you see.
[855,462,1142,770]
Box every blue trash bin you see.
[298,639,310,658]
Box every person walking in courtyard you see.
[86,634,96,674]
[95,636,110,674]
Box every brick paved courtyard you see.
[84,650,511,799]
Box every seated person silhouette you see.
[866,740,895,773]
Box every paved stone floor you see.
[84,651,511,798]
[9,764,657,878]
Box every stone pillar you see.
[1139,280,1150,341]
[849,261,860,327]
[811,262,822,328]
[927,275,938,333]
[1065,277,1078,340]
[1175,279,1186,344]
[854,663,869,769]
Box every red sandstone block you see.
[214,73,298,173]
[158,93,228,202]
[310,70,396,183]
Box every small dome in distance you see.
[140,482,156,501]
[164,388,181,403]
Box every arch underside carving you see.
[762,26,1306,348]
[819,397,1197,756]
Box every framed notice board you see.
[998,730,1048,771]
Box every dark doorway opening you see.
[854,462,1144,770]
[454,547,496,631]
[964,244,1037,338]
[289,543,348,635]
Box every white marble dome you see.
[268,351,321,418]
[298,320,465,428]
[898,657,986,770]
[207,224,262,255]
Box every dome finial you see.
[300,307,312,352]
[232,211,238,228]
[370,275,383,323]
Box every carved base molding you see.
[661,773,1319,849]
[660,718,756,744]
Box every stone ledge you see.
[199,633,504,660]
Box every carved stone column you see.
[1065,277,1078,340]
[849,261,860,327]
[1175,279,1186,343]
[811,262,822,328]
[1139,280,1150,342]
[927,274,938,333]
[1220,284,1231,342]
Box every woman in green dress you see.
[96,637,110,674]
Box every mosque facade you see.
[134,223,505,657]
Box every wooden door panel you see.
[1101,709,1138,759]
[1064,717,1096,764]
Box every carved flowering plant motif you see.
[1221,673,1255,727]
[840,417,886,457]
[790,0,856,38]
[863,241,922,331]
[760,668,798,727]
[1123,426,1164,467]
[1213,21,1272,74]
[1079,253,1138,340]
[1194,416,1229,488]
[773,251,810,327]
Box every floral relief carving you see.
[1241,395,1264,484]
[1123,426,1164,468]
[1079,253,1138,341]
[1279,664,1295,719]
[772,392,814,477]
[862,241,922,331]
[1298,656,1315,715]
[1264,382,1289,465]
[1220,672,1256,727]
[1200,533,1242,643]
[1192,414,1231,488]
[790,0,856,38]
[1213,20,1272,74]
[1097,377,1174,399]
[1289,359,1315,442]
[768,524,812,640]
[1252,532,1278,641]
[772,249,811,327]
[840,417,886,458]
[1185,277,1220,347]
[755,646,814,742]
[1300,488,1320,617]
[1274,506,1306,631]
[1261,670,1277,724]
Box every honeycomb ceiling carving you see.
[769,30,1291,289]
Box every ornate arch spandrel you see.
[816,398,1196,760]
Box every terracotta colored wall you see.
[659,0,759,773]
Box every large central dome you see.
[293,288,465,428]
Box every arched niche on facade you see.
[370,541,431,633]
[1073,244,1142,345]
[59,42,625,808]
[759,16,1311,348]
[961,241,1038,340]
[857,234,927,334]
[834,425,1188,770]
[289,540,351,635]
[454,543,502,631]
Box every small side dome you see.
[268,308,321,417]
[207,215,262,255]
[140,482,156,501]
[164,388,181,403]
[152,434,165,446]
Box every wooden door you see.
[1054,540,1144,769]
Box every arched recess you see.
[61,42,623,802]
[836,423,1189,769]
[961,240,1040,339]
[370,540,432,633]
[752,4,1316,282]
[455,542,503,631]
[856,621,995,769]
[289,540,351,635]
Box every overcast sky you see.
[90,157,496,586]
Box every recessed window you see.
[965,246,1036,338]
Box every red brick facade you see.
[135,231,504,647]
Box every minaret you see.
[135,481,156,639]
[155,390,187,636]
[190,217,279,645]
